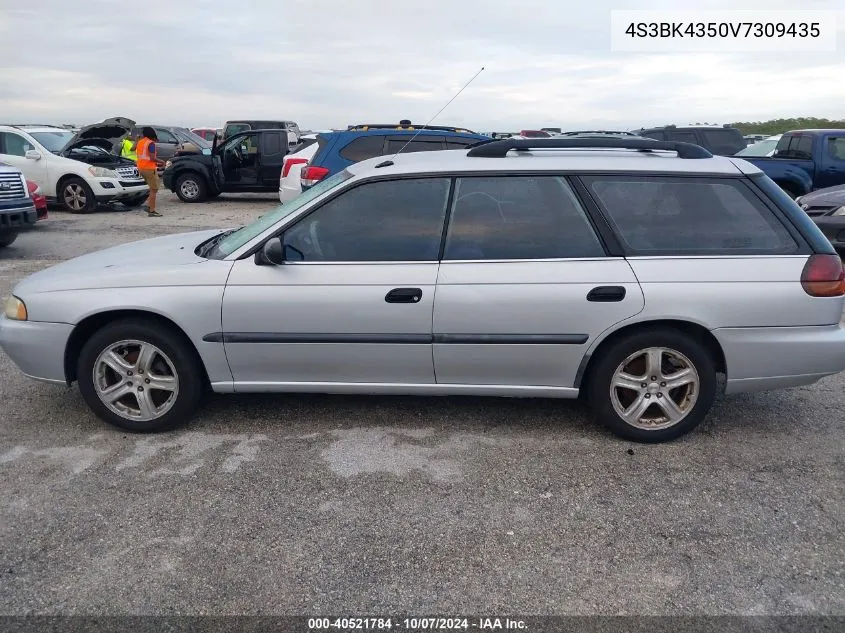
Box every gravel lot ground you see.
[0,192,843,616]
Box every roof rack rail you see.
[465,137,713,159]
[560,130,639,137]
[347,123,477,134]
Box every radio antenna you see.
[377,66,485,167]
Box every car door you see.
[432,175,645,388]
[258,131,287,188]
[0,131,48,188]
[152,128,179,160]
[220,176,451,387]
[816,135,845,189]
[221,132,260,186]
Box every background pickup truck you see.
[0,163,37,247]
[743,129,845,198]
[162,129,288,203]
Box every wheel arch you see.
[575,319,727,391]
[64,309,210,386]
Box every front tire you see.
[77,319,205,432]
[175,172,208,203]
[0,231,19,247]
[586,328,717,443]
[60,177,97,213]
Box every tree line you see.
[726,118,845,135]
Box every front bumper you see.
[90,177,148,201]
[714,324,845,394]
[811,216,845,250]
[0,201,38,231]
[0,315,73,384]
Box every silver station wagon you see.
[2,137,844,442]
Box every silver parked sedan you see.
[2,137,844,442]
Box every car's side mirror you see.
[25,150,41,161]
[254,237,286,266]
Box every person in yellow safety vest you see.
[136,127,165,217]
[120,133,137,161]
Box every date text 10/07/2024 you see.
[307,617,528,630]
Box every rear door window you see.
[583,176,798,255]
[700,129,745,155]
[826,137,845,161]
[443,176,605,260]
[669,131,698,144]
[338,136,386,162]
[262,132,282,155]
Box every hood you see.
[13,230,232,295]
[60,116,137,154]
[797,184,845,208]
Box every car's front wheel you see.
[77,319,205,432]
[60,177,97,213]
[175,172,208,203]
[0,231,19,247]
[586,328,717,442]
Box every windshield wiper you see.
[197,228,240,258]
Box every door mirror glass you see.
[255,236,286,265]
[25,150,41,161]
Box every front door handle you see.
[587,286,626,302]
[385,288,423,304]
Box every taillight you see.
[801,254,845,297]
[301,165,329,187]
[282,157,308,179]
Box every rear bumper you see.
[812,216,845,249]
[0,315,72,384]
[714,324,845,394]
[278,182,300,203]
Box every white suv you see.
[0,118,148,213]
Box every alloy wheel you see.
[93,339,180,421]
[609,346,699,430]
[64,183,87,211]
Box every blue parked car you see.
[300,123,489,190]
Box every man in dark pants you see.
[135,127,165,217]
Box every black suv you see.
[635,125,746,156]
[162,129,288,202]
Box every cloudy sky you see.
[1,0,843,131]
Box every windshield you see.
[30,131,74,152]
[210,169,355,258]
[735,138,780,157]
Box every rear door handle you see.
[385,288,423,303]
[587,286,626,302]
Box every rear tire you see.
[77,319,205,432]
[0,231,19,247]
[60,177,97,213]
[586,328,717,443]
[175,173,208,203]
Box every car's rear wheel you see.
[77,319,205,432]
[586,328,717,442]
[60,177,97,213]
[175,173,207,203]
[0,231,19,247]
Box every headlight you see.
[4,295,27,321]
[88,166,118,178]
[833,206,845,216]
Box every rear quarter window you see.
[583,176,799,255]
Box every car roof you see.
[1,125,71,133]
[344,147,756,178]
[784,129,845,134]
